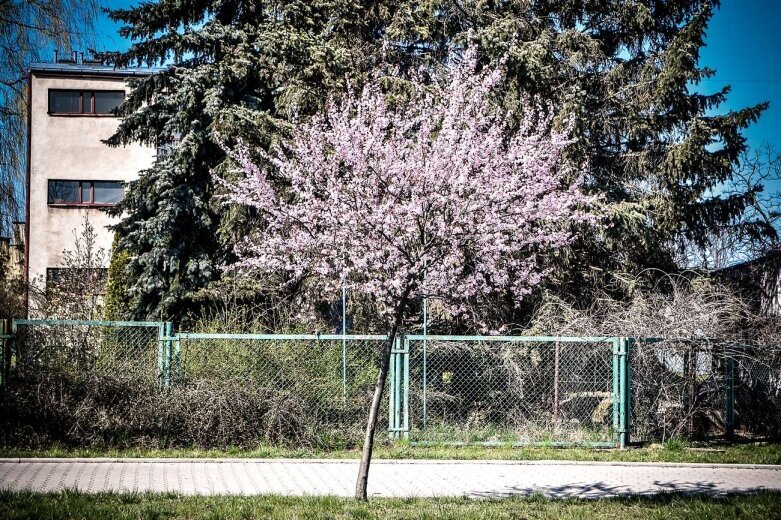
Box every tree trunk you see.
[355,295,409,500]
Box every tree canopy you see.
[103,0,768,320]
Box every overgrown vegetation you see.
[2,274,779,452]
[520,273,781,442]
[0,342,381,451]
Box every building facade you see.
[718,250,781,317]
[25,58,157,311]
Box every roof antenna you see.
[54,49,59,63]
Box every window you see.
[93,91,125,114]
[48,90,125,115]
[47,180,124,206]
[47,180,80,204]
[46,268,66,284]
[156,135,182,159]
[93,181,124,204]
[48,90,81,113]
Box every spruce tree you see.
[411,0,767,298]
[104,0,767,318]
[101,1,397,319]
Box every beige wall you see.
[27,72,154,294]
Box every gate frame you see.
[396,334,629,448]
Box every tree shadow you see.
[466,479,772,499]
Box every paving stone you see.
[1,459,780,498]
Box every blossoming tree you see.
[223,47,592,499]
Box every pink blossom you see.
[221,46,594,322]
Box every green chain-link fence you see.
[5,319,161,385]
[174,332,389,445]
[403,335,621,447]
[632,339,781,443]
[1,319,779,448]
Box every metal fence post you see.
[618,337,633,449]
[165,322,174,387]
[157,323,165,389]
[0,319,8,388]
[612,337,620,446]
[388,341,397,439]
[553,342,560,425]
[422,297,428,430]
[174,325,181,382]
[394,335,402,439]
[626,338,633,446]
[403,335,410,440]
[341,286,348,410]
[422,336,428,431]
[725,348,735,441]
[9,320,16,383]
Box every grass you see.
[405,422,615,445]
[2,440,781,465]
[1,491,780,519]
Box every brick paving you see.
[2,458,780,498]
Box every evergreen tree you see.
[407,0,767,298]
[105,0,767,318]
[104,234,133,320]
[101,0,398,319]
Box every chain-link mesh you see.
[10,321,160,385]
[407,337,615,444]
[732,345,781,439]
[2,323,389,449]
[631,340,729,442]
[176,335,387,445]
[631,341,781,442]
[5,321,779,449]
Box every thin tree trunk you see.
[355,293,410,500]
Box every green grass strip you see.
[2,441,781,465]
[1,491,780,519]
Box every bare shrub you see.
[29,216,108,320]
[0,371,355,449]
[525,272,781,442]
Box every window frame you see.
[47,89,126,116]
[47,179,124,207]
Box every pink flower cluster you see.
[222,46,593,320]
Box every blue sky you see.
[697,0,781,151]
[95,0,780,151]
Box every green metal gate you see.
[388,335,631,448]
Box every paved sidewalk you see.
[2,458,781,499]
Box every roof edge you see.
[29,62,163,77]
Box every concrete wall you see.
[27,72,154,292]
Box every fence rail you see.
[1,319,779,449]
